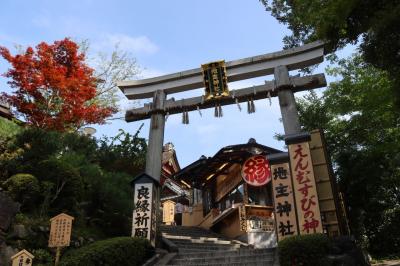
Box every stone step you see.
[163,232,228,238]
[171,253,274,265]
[159,225,275,266]
[167,259,275,266]
[160,226,224,236]
[165,236,229,241]
[168,238,234,245]
[174,244,241,251]
[177,247,240,253]
[162,234,226,241]
[175,248,274,259]
[160,226,212,232]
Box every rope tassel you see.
[267,91,272,106]
[182,110,189,124]
[218,103,223,117]
[185,110,189,124]
[247,98,255,114]
[236,98,242,112]
[214,103,218,117]
[197,106,202,117]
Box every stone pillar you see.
[274,65,301,135]
[145,90,166,181]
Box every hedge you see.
[278,233,332,266]
[60,237,154,266]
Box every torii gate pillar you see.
[145,90,166,181]
[274,65,302,135]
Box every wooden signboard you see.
[201,60,229,100]
[246,217,275,232]
[246,206,275,232]
[162,200,175,225]
[310,129,342,236]
[288,142,323,234]
[241,155,272,187]
[48,213,74,248]
[271,163,299,241]
[11,249,34,266]
[238,205,247,231]
[132,183,154,244]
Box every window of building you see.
[247,183,273,206]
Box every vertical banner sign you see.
[239,205,247,231]
[271,163,299,241]
[48,213,74,247]
[288,142,323,234]
[162,200,175,225]
[132,183,153,243]
[150,186,158,247]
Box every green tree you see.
[96,127,147,176]
[80,41,141,112]
[259,0,400,105]
[0,126,146,236]
[2,173,40,210]
[296,54,400,257]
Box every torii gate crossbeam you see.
[118,41,327,182]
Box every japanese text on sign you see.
[246,217,275,232]
[241,155,272,187]
[289,142,323,234]
[239,205,247,231]
[48,213,74,248]
[132,183,153,241]
[201,61,229,100]
[11,250,34,266]
[271,163,299,241]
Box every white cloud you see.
[103,34,159,55]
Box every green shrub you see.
[32,249,53,266]
[0,117,21,141]
[278,233,332,266]
[60,237,154,266]
[3,173,40,209]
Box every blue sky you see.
[0,0,354,167]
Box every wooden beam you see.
[125,73,326,122]
[118,41,325,99]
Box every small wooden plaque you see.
[48,213,74,247]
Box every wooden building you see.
[173,138,281,247]
[160,143,190,225]
[171,133,346,247]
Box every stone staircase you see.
[156,225,278,266]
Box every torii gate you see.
[120,41,327,243]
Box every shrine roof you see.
[173,139,282,188]
[0,101,12,119]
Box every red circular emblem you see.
[241,155,271,186]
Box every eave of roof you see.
[173,141,283,187]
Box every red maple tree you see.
[0,38,116,131]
